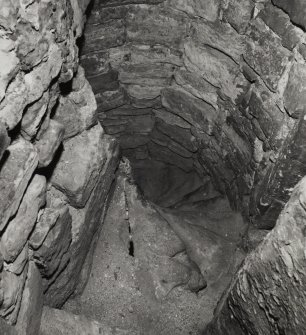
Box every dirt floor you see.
[64,170,246,335]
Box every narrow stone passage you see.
[64,160,246,335]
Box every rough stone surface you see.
[0,0,108,328]
[166,0,220,22]
[284,63,306,115]
[0,265,28,324]
[54,71,98,140]
[1,175,46,263]
[44,136,119,307]
[272,0,306,30]
[0,318,17,335]
[33,205,72,281]
[35,120,65,168]
[224,0,254,33]
[51,124,106,208]
[0,139,38,231]
[1,0,306,332]
[244,19,290,92]
[15,262,43,335]
[21,91,49,140]
[81,0,302,220]
[206,176,306,335]
[0,122,9,162]
[4,246,28,276]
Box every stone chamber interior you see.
[1,0,306,334]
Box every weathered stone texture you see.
[244,19,291,92]
[35,120,65,168]
[1,175,47,263]
[0,122,9,162]
[44,136,119,307]
[206,176,306,334]
[272,0,306,30]
[15,262,43,335]
[0,139,38,231]
[51,124,107,208]
[0,0,115,329]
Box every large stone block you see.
[44,136,119,306]
[16,262,43,335]
[253,115,306,228]
[153,108,191,129]
[259,3,303,51]
[248,85,290,150]
[82,19,125,54]
[21,91,49,140]
[54,80,97,140]
[24,44,63,105]
[0,139,38,231]
[244,19,291,92]
[88,69,119,94]
[161,87,217,134]
[87,4,129,25]
[35,120,65,168]
[0,265,28,324]
[0,0,17,31]
[51,124,106,208]
[1,175,47,262]
[184,41,248,102]
[103,113,155,135]
[189,20,245,62]
[0,43,19,102]
[4,245,28,276]
[32,205,72,280]
[155,118,198,152]
[108,44,183,70]
[96,87,127,113]
[206,176,306,334]
[174,69,218,109]
[284,63,306,116]
[119,62,175,87]
[0,73,28,130]
[126,6,188,49]
[272,0,306,30]
[150,128,194,158]
[223,0,254,33]
[29,207,64,251]
[165,0,220,22]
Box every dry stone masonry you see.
[1,0,306,334]
[0,0,118,332]
[81,0,306,227]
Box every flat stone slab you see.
[1,175,47,262]
[0,139,38,231]
[51,124,106,208]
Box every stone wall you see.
[81,0,306,227]
[0,0,119,332]
[205,174,306,335]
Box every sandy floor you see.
[64,175,246,335]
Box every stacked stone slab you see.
[205,175,306,335]
[81,0,306,226]
[0,0,119,333]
